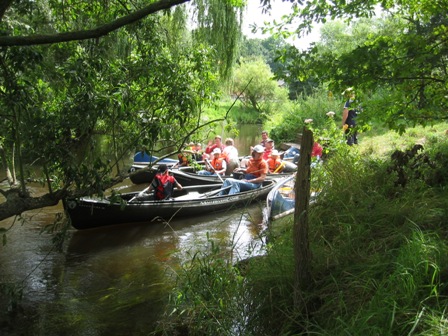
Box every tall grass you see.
[154,124,448,335]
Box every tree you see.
[0,0,244,222]
[232,57,289,121]
[272,0,448,132]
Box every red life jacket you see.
[152,173,175,200]
[262,149,272,161]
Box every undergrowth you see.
[154,126,448,335]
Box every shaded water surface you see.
[0,124,271,335]
[0,194,267,335]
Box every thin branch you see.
[0,0,189,46]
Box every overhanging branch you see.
[0,0,189,47]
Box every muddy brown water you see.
[0,124,272,335]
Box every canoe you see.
[130,165,295,185]
[265,175,296,222]
[264,175,319,237]
[280,143,300,163]
[129,166,218,185]
[132,151,178,166]
[64,180,277,230]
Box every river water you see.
[0,124,270,335]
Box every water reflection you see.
[0,124,268,334]
[0,197,267,335]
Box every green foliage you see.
[158,123,448,335]
[0,0,246,220]
[274,5,448,131]
[238,35,288,73]
[155,235,248,335]
[231,57,290,122]
[193,0,244,78]
[268,87,342,143]
[0,0,250,223]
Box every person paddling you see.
[138,164,182,200]
[219,145,268,195]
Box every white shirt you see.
[223,145,239,162]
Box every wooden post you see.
[293,127,313,308]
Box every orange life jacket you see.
[177,153,190,166]
[267,158,283,173]
[210,157,225,171]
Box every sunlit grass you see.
[358,122,448,159]
[155,122,448,335]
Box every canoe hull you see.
[130,166,294,185]
[65,181,276,230]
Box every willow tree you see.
[0,0,245,222]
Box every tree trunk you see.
[293,127,313,308]
[0,145,15,185]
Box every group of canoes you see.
[64,143,303,230]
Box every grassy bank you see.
[154,123,448,335]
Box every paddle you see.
[128,194,145,203]
[129,184,223,203]
[200,185,231,198]
[273,162,286,174]
[205,159,224,183]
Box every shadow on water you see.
[60,203,266,335]
[1,200,267,335]
[0,124,268,335]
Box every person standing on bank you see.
[342,87,359,145]
[138,164,182,200]
[220,145,268,195]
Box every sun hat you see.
[252,145,265,153]
[266,138,274,143]
[212,148,222,154]
[271,150,280,156]
[157,164,168,173]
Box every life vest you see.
[210,157,225,171]
[177,153,190,166]
[311,142,323,157]
[245,158,268,178]
[267,158,283,173]
[262,149,272,161]
[152,173,175,200]
[205,144,225,154]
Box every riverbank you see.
[154,123,448,335]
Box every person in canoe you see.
[267,150,285,173]
[222,138,239,175]
[197,148,227,176]
[138,164,183,200]
[202,135,225,160]
[219,145,268,195]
